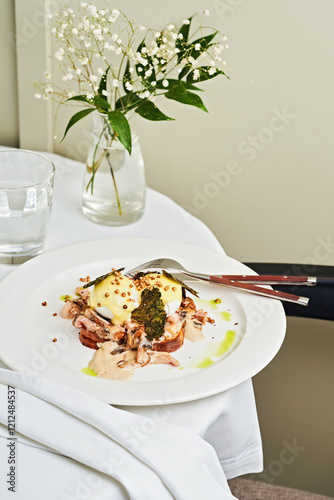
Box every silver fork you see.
[125,258,309,305]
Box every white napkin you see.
[0,368,237,500]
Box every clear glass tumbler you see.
[0,149,55,264]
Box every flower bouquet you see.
[35,2,229,224]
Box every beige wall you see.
[2,0,334,496]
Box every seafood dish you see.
[60,268,214,380]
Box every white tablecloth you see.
[0,151,263,499]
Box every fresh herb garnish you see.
[162,270,199,297]
[131,287,167,341]
[83,268,125,288]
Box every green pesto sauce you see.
[188,330,236,369]
[59,294,73,301]
[221,310,232,321]
[81,367,97,377]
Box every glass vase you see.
[82,112,146,226]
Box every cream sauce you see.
[88,341,138,381]
[184,319,205,342]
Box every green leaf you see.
[92,95,110,111]
[135,100,174,121]
[165,84,208,112]
[115,92,143,112]
[122,60,132,94]
[191,31,218,52]
[178,31,219,79]
[186,67,229,84]
[98,67,110,99]
[107,110,132,154]
[175,16,193,62]
[65,95,91,104]
[155,79,203,92]
[178,64,192,80]
[61,108,95,142]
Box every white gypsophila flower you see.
[139,25,146,31]
[208,67,216,75]
[86,92,94,99]
[72,27,78,35]
[81,57,89,65]
[193,69,200,80]
[80,2,87,7]
[84,41,91,48]
[90,74,99,82]
[125,81,133,91]
[55,50,64,61]
[67,91,75,98]
[115,47,122,55]
[95,53,101,59]
[43,71,52,79]
[204,9,210,16]
[112,33,118,41]
[112,79,119,87]
[182,19,190,25]
[162,79,169,87]
[145,68,152,77]
[102,89,111,96]
[195,43,201,51]
[97,67,104,75]
[34,93,42,99]
[154,32,161,38]
[87,5,98,16]
[76,68,82,75]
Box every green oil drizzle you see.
[215,330,236,356]
[81,367,97,377]
[59,294,73,301]
[221,310,232,321]
[195,297,222,310]
[187,330,236,369]
[196,357,215,368]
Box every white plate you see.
[0,237,286,405]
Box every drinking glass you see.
[0,149,55,264]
